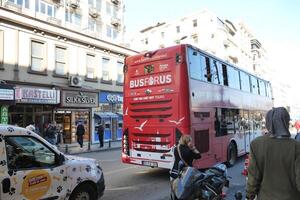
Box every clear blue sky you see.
[124,0,300,101]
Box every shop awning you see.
[94,112,119,119]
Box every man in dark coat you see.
[45,121,57,145]
[76,121,85,148]
[97,122,104,148]
[246,107,300,200]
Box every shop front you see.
[0,83,15,124]
[92,91,123,143]
[9,87,60,135]
[55,90,98,145]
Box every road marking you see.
[105,166,138,175]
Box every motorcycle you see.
[170,162,229,200]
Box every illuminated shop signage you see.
[61,90,98,107]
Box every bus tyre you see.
[226,142,237,167]
[69,183,98,200]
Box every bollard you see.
[108,140,111,148]
[65,145,69,154]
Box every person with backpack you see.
[97,122,104,148]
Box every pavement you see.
[58,127,297,155]
[58,140,122,155]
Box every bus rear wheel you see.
[226,142,237,167]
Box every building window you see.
[86,54,96,79]
[102,58,110,81]
[106,1,117,17]
[161,32,164,38]
[88,0,101,12]
[112,28,118,39]
[9,0,29,8]
[65,11,81,26]
[36,0,56,17]
[193,19,197,27]
[145,38,148,45]
[106,25,112,38]
[55,46,67,75]
[31,40,45,72]
[106,2,112,15]
[88,18,96,31]
[117,62,123,83]
[192,35,198,43]
[176,26,180,33]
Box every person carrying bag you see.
[170,135,201,200]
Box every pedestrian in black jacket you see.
[45,121,57,145]
[76,121,85,148]
[97,123,104,148]
[171,135,201,178]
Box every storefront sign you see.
[15,87,60,104]
[0,105,8,124]
[0,88,14,100]
[61,90,98,107]
[0,84,15,105]
[99,92,123,104]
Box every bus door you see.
[233,109,246,156]
[192,108,215,169]
[242,110,251,152]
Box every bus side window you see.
[210,59,223,85]
[266,82,272,97]
[259,80,267,96]
[205,57,211,82]
[251,76,259,95]
[240,71,251,92]
[188,49,202,80]
[227,66,241,90]
[215,108,237,137]
[222,64,228,86]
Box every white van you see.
[0,125,105,200]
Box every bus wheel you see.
[226,142,237,167]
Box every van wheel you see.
[69,183,98,200]
[226,142,237,167]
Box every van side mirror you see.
[57,153,65,165]
[2,178,10,193]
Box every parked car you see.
[0,125,105,200]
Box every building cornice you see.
[0,7,138,56]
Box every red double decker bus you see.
[122,44,273,169]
